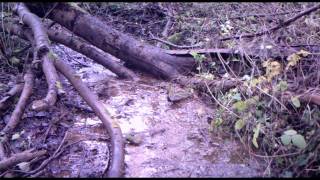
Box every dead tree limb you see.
[2,21,138,80]
[14,3,49,58]
[0,149,47,171]
[45,24,138,80]
[220,4,320,41]
[15,3,60,111]
[26,2,196,79]
[2,68,34,135]
[53,58,124,177]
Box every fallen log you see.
[2,21,138,80]
[45,23,138,80]
[26,2,196,79]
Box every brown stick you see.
[15,3,59,110]
[31,53,59,111]
[2,68,34,135]
[220,4,320,41]
[53,59,124,177]
[0,149,47,171]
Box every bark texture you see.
[45,24,138,80]
[27,3,196,79]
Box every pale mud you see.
[47,44,264,177]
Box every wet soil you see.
[1,44,265,177]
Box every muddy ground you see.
[1,44,266,177]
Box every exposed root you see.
[53,58,124,177]
[1,68,34,135]
[0,149,47,172]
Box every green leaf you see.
[280,134,292,145]
[292,134,307,149]
[284,129,297,136]
[235,119,246,130]
[252,123,261,148]
[233,101,247,112]
[276,81,288,92]
[291,96,301,108]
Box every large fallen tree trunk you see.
[26,3,196,79]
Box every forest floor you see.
[0,44,264,177]
[0,2,319,177]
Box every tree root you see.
[0,149,47,172]
[53,58,124,177]
[2,68,34,135]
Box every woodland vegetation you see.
[0,2,319,177]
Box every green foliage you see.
[291,96,301,108]
[280,129,307,149]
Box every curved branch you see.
[14,3,49,58]
[53,59,124,177]
[2,68,34,135]
[14,3,59,111]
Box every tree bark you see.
[26,3,196,79]
[45,24,138,80]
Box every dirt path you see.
[15,44,264,177]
